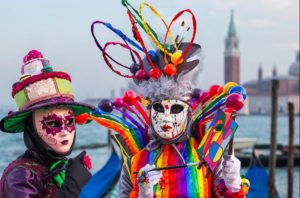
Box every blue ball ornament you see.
[148,50,158,62]
[229,86,247,100]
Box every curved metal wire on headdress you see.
[163,9,197,67]
[91,1,198,81]
[121,0,173,53]
[102,42,144,78]
[139,2,178,56]
[91,21,144,78]
[127,10,156,70]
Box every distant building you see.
[224,10,240,84]
[243,52,300,115]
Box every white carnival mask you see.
[150,99,189,140]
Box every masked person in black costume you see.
[0,50,94,197]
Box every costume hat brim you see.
[0,97,94,133]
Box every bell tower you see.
[224,10,240,84]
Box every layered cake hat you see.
[0,50,94,132]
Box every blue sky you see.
[0,0,298,107]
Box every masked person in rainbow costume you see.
[78,0,250,197]
[0,50,94,197]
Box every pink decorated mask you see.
[150,100,189,140]
[33,107,75,154]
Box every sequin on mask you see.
[41,111,75,136]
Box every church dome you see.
[288,51,299,77]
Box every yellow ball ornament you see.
[171,51,183,64]
[241,178,250,194]
[223,82,238,93]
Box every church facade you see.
[243,54,299,115]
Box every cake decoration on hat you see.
[21,50,50,76]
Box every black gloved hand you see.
[55,151,92,198]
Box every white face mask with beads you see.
[150,99,189,140]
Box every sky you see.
[0,0,299,107]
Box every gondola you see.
[245,150,279,198]
[237,144,300,167]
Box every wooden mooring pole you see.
[288,102,295,198]
[269,79,279,198]
[107,129,111,146]
[107,90,115,147]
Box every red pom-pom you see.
[217,86,223,95]
[200,91,209,100]
[23,50,43,63]
[224,108,235,114]
[225,93,244,111]
[208,84,221,97]
[83,155,92,170]
[113,98,124,108]
[122,90,136,105]
[75,114,90,125]
[149,68,162,79]
[136,95,142,102]
[197,91,210,104]
[164,64,177,76]
[135,69,148,81]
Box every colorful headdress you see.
[91,0,202,101]
[0,50,94,133]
